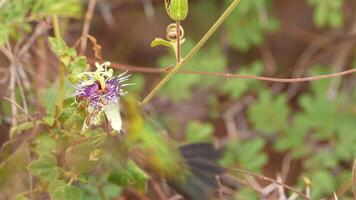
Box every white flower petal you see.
[104,100,122,132]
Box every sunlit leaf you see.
[27,154,59,182]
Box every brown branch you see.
[3,96,34,121]
[90,59,356,83]
[80,0,97,55]
[227,167,310,200]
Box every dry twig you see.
[80,0,97,55]
[227,167,310,200]
[95,60,356,84]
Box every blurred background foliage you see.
[0,0,356,199]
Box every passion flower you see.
[75,62,131,132]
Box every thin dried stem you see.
[352,159,356,198]
[3,97,34,121]
[80,0,97,55]
[13,63,29,120]
[103,61,356,83]
[151,179,168,200]
[227,167,310,200]
[9,66,18,126]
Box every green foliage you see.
[9,122,34,138]
[248,90,290,135]
[129,75,146,93]
[220,61,264,100]
[27,154,60,182]
[221,138,267,172]
[309,170,335,199]
[158,40,227,101]
[65,142,99,174]
[0,144,28,194]
[35,133,57,156]
[49,37,88,83]
[0,0,81,46]
[31,0,82,19]
[225,0,279,51]
[185,120,214,142]
[50,185,83,200]
[307,0,343,27]
[0,0,354,199]
[82,176,121,200]
[108,160,148,192]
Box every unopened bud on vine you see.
[165,0,189,21]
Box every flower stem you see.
[52,15,61,39]
[53,15,65,120]
[141,0,241,105]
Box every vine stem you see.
[53,15,65,119]
[96,60,356,83]
[141,0,242,105]
[176,20,181,63]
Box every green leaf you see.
[59,103,86,130]
[225,0,279,51]
[49,37,87,82]
[151,38,175,48]
[221,138,267,172]
[49,37,67,56]
[309,170,336,199]
[165,0,189,21]
[248,90,290,134]
[32,0,82,19]
[27,154,59,182]
[48,179,67,194]
[35,133,57,156]
[186,121,213,142]
[65,142,98,174]
[51,185,83,200]
[0,144,28,192]
[158,41,227,101]
[308,0,343,28]
[109,160,148,192]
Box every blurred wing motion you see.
[170,143,225,200]
[122,95,225,200]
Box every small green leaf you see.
[51,185,83,200]
[151,38,175,48]
[78,174,89,184]
[186,121,213,142]
[165,0,189,21]
[27,154,59,182]
[49,37,68,56]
